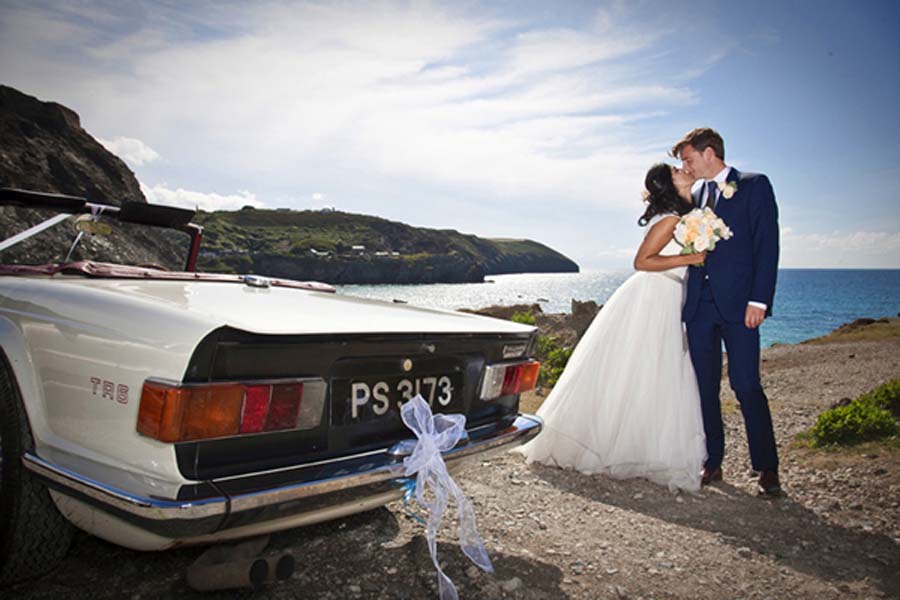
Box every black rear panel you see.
[175,327,534,480]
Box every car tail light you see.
[137,378,326,443]
[479,360,541,401]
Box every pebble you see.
[502,577,523,592]
[737,547,753,558]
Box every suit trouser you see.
[685,283,779,472]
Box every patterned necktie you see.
[706,180,718,211]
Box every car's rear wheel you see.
[0,357,75,586]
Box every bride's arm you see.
[633,216,706,271]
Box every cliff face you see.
[0,85,579,283]
[249,253,486,284]
[0,85,143,203]
[0,86,190,267]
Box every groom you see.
[672,128,782,496]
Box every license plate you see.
[334,373,463,423]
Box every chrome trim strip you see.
[24,413,542,536]
[23,454,227,520]
[212,447,387,482]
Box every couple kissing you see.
[517,127,781,497]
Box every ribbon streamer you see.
[400,395,493,600]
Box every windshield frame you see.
[0,187,203,271]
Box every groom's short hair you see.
[671,128,725,160]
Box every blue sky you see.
[1,0,898,269]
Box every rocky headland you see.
[0,85,578,284]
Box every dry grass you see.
[519,389,545,415]
[804,317,900,344]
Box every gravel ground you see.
[9,336,900,600]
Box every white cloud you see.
[141,183,264,212]
[781,229,900,268]
[98,136,160,166]
[0,1,751,268]
[0,2,697,209]
[506,25,655,77]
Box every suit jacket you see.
[682,168,779,323]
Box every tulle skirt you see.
[517,268,707,492]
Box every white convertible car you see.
[0,188,542,584]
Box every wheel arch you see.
[0,316,50,452]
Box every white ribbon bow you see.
[400,395,493,600]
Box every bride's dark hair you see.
[638,163,691,226]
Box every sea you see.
[336,269,900,348]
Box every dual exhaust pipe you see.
[185,536,295,591]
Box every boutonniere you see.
[717,181,738,199]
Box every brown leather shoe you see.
[701,467,723,486]
[757,470,783,497]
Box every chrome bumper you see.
[24,414,541,539]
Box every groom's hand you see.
[745,305,766,329]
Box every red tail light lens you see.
[240,385,271,434]
[501,365,522,396]
[138,378,324,443]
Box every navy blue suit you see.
[683,168,780,472]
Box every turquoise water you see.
[337,269,900,347]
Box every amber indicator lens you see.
[479,360,541,401]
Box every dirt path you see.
[9,337,900,599]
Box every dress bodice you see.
[644,213,687,280]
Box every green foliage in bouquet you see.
[810,380,900,446]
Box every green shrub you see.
[856,379,900,419]
[810,384,899,446]
[511,311,536,325]
[534,335,573,388]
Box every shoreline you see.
[338,269,900,348]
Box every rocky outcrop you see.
[482,240,579,275]
[463,299,601,347]
[195,207,579,284]
[0,86,187,267]
[0,85,143,203]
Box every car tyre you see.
[0,356,75,586]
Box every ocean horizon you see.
[336,268,900,348]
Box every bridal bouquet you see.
[674,207,733,257]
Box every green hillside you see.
[193,207,578,284]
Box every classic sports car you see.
[0,188,542,584]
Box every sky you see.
[1,0,898,269]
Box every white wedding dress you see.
[517,214,707,492]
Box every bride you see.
[517,163,708,492]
